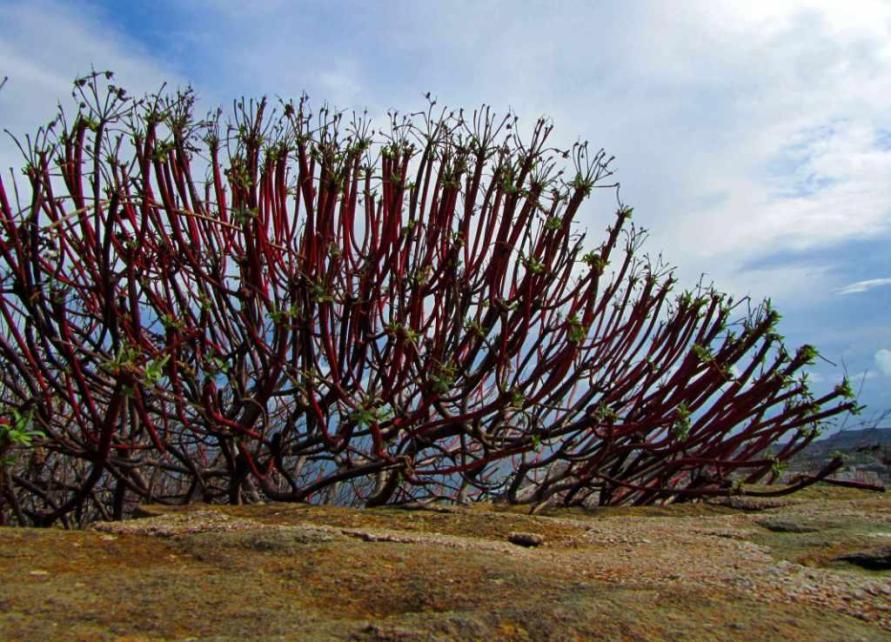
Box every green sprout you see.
[500,169,519,195]
[522,256,546,275]
[582,252,607,274]
[545,216,563,231]
[509,389,526,409]
[348,402,393,427]
[411,265,433,287]
[430,362,456,395]
[691,343,712,363]
[567,314,588,343]
[531,434,542,452]
[796,344,819,365]
[463,318,485,338]
[100,342,141,376]
[796,425,820,439]
[160,314,185,331]
[833,378,855,400]
[671,402,691,442]
[386,323,419,344]
[269,305,300,324]
[571,172,594,196]
[143,355,170,386]
[232,206,258,225]
[207,354,229,375]
[1,407,42,466]
[593,402,618,424]
[769,456,787,478]
[310,281,334,303]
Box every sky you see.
[0,0,888,427]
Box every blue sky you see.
[0,0,888,425]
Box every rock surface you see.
[507,531,545,547]
[834,547,891,571]
[0,484,889,641]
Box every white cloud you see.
[591,3,891,303]
[699,261,837,306]
[838,277,891,295]
[174,0,891,307]
[875,349,891,376]
[0,1,181,174]
[4,1,889,294]
[316,63,364,110]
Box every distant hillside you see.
[797,427,891,459]
[786,427,891,485]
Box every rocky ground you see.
[0,485,889,641]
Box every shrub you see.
[0,72,857,526]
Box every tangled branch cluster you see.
[0,72,856,526]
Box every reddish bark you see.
[0,72,857,525]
